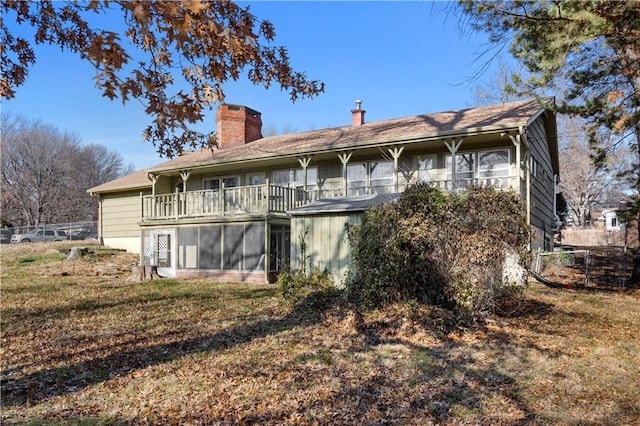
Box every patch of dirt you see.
[57,246,139,279]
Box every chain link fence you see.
[533,247,632,288]
[1,221,98,243]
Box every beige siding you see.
[101,191,144,238]
[291,214,361,286]
[155,175,174,195]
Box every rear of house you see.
[89,98,559,284]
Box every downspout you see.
[93,192,104,246]
[265,178,271,284]
[264,217,270,284]
[522,128,532,249]
[552,174,562,232]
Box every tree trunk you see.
[630,219,640,287]
[127,265,162,282]
[65,246,88,262]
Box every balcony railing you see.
[141,175,518,221]
[142,184,306,221]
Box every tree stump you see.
[95,264,120,276]
[65,246,88,262]
[127,265,162,282]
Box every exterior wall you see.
[171,139,520,198]
[100,190,147,253]
[155,175,174,195]
[140,220,273,282]
[98,114,558,281]
[527,114,557,250]
[290,213,362,286]
[102,237,141,254]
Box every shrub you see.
[345,184,530,321]
[276,266,334,302]
[276,228,334,304]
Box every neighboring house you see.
[559,207,639,248]
[88,98,559,284]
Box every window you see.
[347,161,394,194]
[203,176,240,190]
[530,156,538,178]
[445,152,475,181]
[445,149,511,183]
[247,173,266,186]
[272,170,292,187]
[177,223,265,271]
[417,156,435,183]
[370,161,394,190]
[478,149,510,178]
[347,163,367,192]
[272,167,318,190]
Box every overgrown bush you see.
[345,184,531,321]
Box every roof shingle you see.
[89,98,552,193]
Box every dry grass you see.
[1,242,640,425]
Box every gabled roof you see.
[88,169,151,194]
[89,97,556,194]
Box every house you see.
[88,98,559,284]
[559,207,639,248]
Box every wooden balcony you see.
[141,176,519,221]
[141,184,305,221]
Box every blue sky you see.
[3,1,500,170]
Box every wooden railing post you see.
[175,188,179,220]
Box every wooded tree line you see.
[1,113,133,227]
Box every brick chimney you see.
[351,99,365,126]
[215,104,263,148]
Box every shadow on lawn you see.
[300,302,555,424]
[3,292,563,424]
[1,292,331,407]
[240,299,558,425]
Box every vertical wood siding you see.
[291,213,362,286]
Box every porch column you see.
[443,139,463,190]
[148,172,159,196]
[179,170,190,217]
[387,146,404,193]
[507,129,530,227]
[297,155,313,202]
[337,152,353,196]
[147,173,159,218]
[179,170,191,191]
[264,218,270,284]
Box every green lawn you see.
[1,243,639,425]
